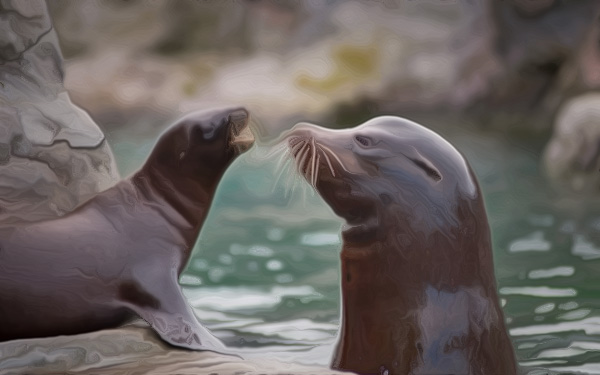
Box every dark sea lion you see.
[0,107,254,353]
[282,117,517,375]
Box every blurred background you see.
[15,0,600,371]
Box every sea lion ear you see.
[405,146,442,182]
[411,156,442,182]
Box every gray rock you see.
[543,93,600,194]
[0,0,119,223]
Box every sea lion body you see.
[284,117,516,375]
[0,107,254,353]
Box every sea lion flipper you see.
[139,307,234,355]
[120,280,237,356]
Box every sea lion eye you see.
[355,135,372,147]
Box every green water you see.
[111,120,600,371]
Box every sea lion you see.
[0,107,254,354]
[282,117,517,375]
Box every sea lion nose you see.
[227,108,249,136]
[227,108,254,152]
[288,122,320,139]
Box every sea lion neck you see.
[382,195,497,289]
[132,165,216,237]
[334,197,512,375]
[340,225,494,289]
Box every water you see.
[111,119,600,372]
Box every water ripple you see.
[499,286,577,297]
[510,317,600,336]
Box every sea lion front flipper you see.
[118,279,236,356]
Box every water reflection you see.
[529,267,575,280]
[500,287,578,298]
[509,231,551,253]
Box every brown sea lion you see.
[282,117,517,375]
[0,107,254,354]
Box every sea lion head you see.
[143,107,254,189]
[285,116,481,257]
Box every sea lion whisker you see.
[296,142,310,173]
[287,136,303,150]
[311,138,317,186]
[285,140,309,189]
[313,154,321,187]
[248,141,287,164]
[295,142,309,164]
[300,174,308,204]
[283,168,295,198]
[273,146,292,175]
[305,144,315,183]
[319,145,336,177]
[289,139,306,157]
[285,144,307,196]
[263,145,290,193]
[290,142,304,168]
[319,144,347,173]
[258,142,288,160]
[272,157,293,194]
[288,170,305,199]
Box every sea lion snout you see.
[228,109,255,153]
[228,108,249,135]
[182,107,252,148]
[285,123,359,181]
[145,107,254,182]
[286,122,321,140]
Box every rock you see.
[0,0,119,223]
[543,93,600,194]
[0,322,344,375]
[51,0,496,142]
[472,0,600,133]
